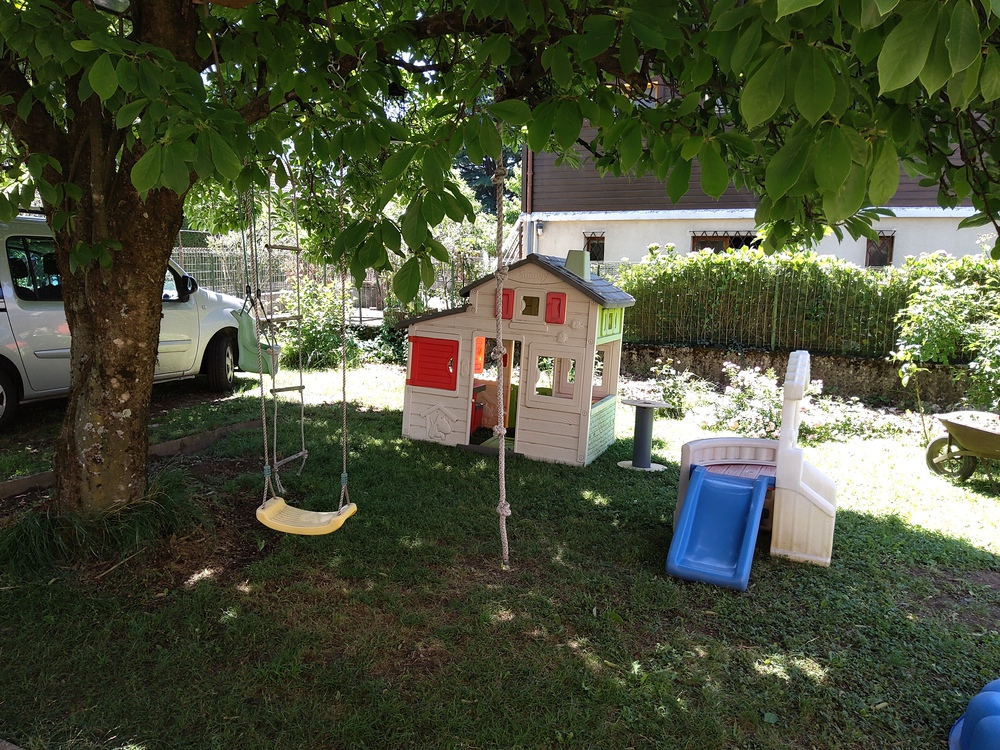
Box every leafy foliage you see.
[277,279,362,371]
[618,358,710,418]
[892,252,1000,410]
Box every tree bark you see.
[52,184,185,514]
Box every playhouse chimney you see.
[565,250,591,281]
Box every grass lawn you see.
[1,364,998,749]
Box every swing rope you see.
[491,151,511,567]
[338,153,351,512]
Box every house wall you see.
[526,208,984,267]
[523,138,985,267]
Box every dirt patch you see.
[905,567,1000,632]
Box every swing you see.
[252,159,356,536]
[232,308,280,377]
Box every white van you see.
[0,214,245,429]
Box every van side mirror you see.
[178,275,198,301]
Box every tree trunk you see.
[52,187,185,514]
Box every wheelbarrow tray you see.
[937,411,1000,460]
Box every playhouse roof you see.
[459,253,636,309]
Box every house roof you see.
[394,304,471,330]
[459,254,635,309]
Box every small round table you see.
[618,398,670,471]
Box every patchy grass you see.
[0,364,997,749]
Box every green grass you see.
[1,365,998,749]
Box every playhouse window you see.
[592,343,620,400]
[407,336,460,391]
[521,295,540,317]
[535,355,576,398]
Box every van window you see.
[6,236,61,301]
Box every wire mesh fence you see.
[609,251,913,358]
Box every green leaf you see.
[421,191,446,226]
[506,0,528,30]
[489,99,532,126]
[401,195,428,249]
[381,146,418,182]
[698,142,729,199]
[114,98,147,129]
[823,162,866,222]
[71,40,99,52]
[868,140,900,205]
[730,20,761,74]
[681,136,704,161]
[777,0,825,18]
[666,158,692,204]
[527,101,558,153]
[874,0,902,14]
[130,143,161,193]
[947,47,982,108]
[814,127,852,191]
[89,52,119,103]
[392,257,421,304]
[619,28,639,74]
[422,149,445,193]
[549,43,574,86]
[981,47,1000,101]
[947,0,981,75]
[115,58,138,93]
[479,118,503,159]
[958,212,993,229]
[920,13,953,95]
[765,126,814,200]
[740,50,788,128]
[419,256,436,288]
[577,14,617,59]
[161,144,191,195]
[553,101,583,150]
[795,48,836,123]
[877,1,940,93]
[208,131,242,181]
[380,220,402,254]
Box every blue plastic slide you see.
[666,465,775,591]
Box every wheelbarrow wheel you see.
[926,437,978,481]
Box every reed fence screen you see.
[609,251,914,358]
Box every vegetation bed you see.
[0,365,997,750]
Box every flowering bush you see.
[702,361,905,443]
[703,362,786,439]
[619,358,707,418]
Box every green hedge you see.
[614,248,998,360]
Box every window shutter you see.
[501,288,514,320]
[545,292,567,324]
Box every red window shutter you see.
[545,292,567,324]
[474,337,485,374]
[501,288,514,320]
[407,336,460,390]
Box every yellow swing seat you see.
[256,496,357,536]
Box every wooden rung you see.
[271,385,305,394]
[265,243,302,253]
[263,314,302,324]
[275,450,308,468]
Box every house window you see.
[407,336,459,390]
[534,355,576,397]
[866,233,895,267]
[690,232,759,253]
[584,232,605,261]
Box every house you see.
[518,141,982,268]
[399,251,635,466]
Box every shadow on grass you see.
[1,407,998,749]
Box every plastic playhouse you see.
[666,350,838,590]
[951,679,1000,750]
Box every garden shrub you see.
[892,252,1000,412]
[618,358,711,418]
[701,362,903,443]
[277,279,362,370]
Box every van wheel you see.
[0,368,18,430]
[205,332,236,392]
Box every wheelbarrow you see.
[925,411,1000,481]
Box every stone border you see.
[0,419,260,501]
